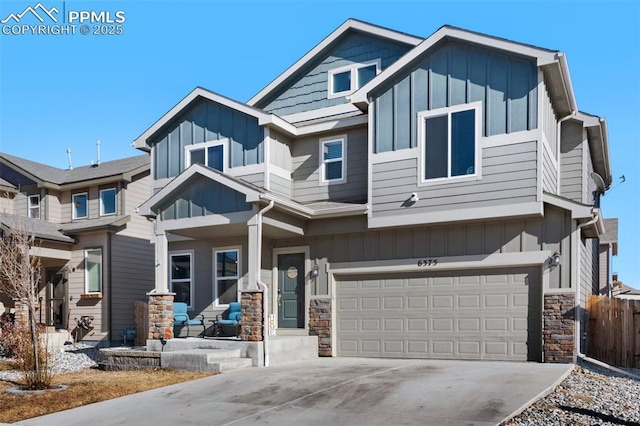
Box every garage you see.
[336,267,542,361]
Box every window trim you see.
[319,134,347,185]
[213,246,241,308]
[72,192,88,219]
[417,102,482,187]
[84,247,103,294]
[327,59,381,99]
[184,139,229,172]
[99,187,117,216]
[169,250,194,309]
[28,194,40,219]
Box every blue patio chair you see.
[215,302,242,337]
[173,302,205,338]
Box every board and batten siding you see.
[151,99,264,180]
[258,32,413,116]
[272,206,571,297]
[371,140,537,217]
[373,41,538,152]
[291,127,368,203]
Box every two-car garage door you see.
[336,268,541,361]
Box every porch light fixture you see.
[311,264,319,277]
[549,251,561,268]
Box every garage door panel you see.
[336,267,541,361]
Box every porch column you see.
[154,228,168,293]
[247,219,259,290]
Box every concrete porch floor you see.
[146,334,319,369]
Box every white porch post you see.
[247,217,259,291]
[154,228,168,293]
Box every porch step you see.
[161,349,253,373]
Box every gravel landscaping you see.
[0,344,99,382]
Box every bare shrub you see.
[0,322,54,389]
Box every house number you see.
[417,259,438,267]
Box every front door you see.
[46,270,67,329]
[277,253,305,328]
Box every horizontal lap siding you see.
[236,172,264,188]
[292,127,367,203]
[542,147,558,194]
[270,174,292,199]
[371,140,537,216]
[259,32,412,115]
[560,120,584,203]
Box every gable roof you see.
[247,18,423,108]
[574,111,612,187]
[350,25,576,116]
[0,153,149,190]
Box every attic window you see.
[328,60,380,99]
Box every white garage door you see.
[336,268,541,361]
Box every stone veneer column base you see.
[147,293,174,340]
[543,293,575,363]
[241,291,263,341]
[12,298,29,327]
[309,299,331,356]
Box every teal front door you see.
[277,253,305,328]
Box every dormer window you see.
[28,195,40,219]
[328,60,380,99]
[72,192,88,219]
[185,140,227,172]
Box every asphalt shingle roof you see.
[0,214,74,243]
[0,153,149,185]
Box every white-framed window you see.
[328,60,380,98]
[28,194,40,219]
[72,192,88,219]
[170,251,193,308]
[214,247,240,307]
[319,135,347,184]
[185,139,228,172]
[100,188,116,216]
[84,248,102,293]
[418,103,481,184]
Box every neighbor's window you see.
[185,140,226,172]
[100,188,116,216]
[72,192,88,219]
[170,252,193,308]
[28,195,40,219]
[420,105,479,182]
[328,60,380,98]
[84,248,102,293]
[214,248,239,306]
[320,135,346,184]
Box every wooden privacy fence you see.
[587,295,640,368]
[134,301,148,346]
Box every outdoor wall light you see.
[311,264,319,277]
[549,251,561,268]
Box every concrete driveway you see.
[17,358,571,426]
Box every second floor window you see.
[72,193,88,219]
[320,135,346,184]
[100,188,116,216]
[28,195,40,219]
[185,140,226,172]
[328,60,380,98]
[84,248,102,293]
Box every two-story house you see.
[0,153,154,344]
[136,20,612,363]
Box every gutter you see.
[255,199,275,367]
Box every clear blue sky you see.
[1,1,638,285]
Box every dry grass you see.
[0,368,214,423]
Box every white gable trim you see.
[247,19,422,108]
[138,163,262,217]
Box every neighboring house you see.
[135,20,613,363]
[0,153,154,344]
[598,218,618,297]
[613,283,640,300]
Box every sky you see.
[0,0,638,285]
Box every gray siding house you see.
[136,20,613,363]
[0,153,154,344]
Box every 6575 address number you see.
[417,259,438,267]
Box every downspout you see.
[575,209,600,358]
[255,199,274,367]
